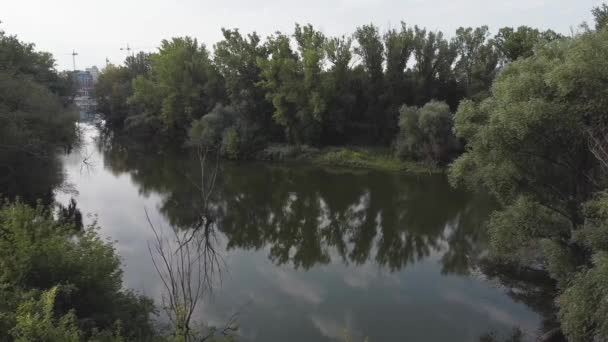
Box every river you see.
[55,123,545,341]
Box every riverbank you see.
[255,144,442,174]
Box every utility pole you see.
[120,44,134,57]
[71,50,78,71]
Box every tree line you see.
[95,23,560,164]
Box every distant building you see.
[86,66,100,82]
[73,66,99,96]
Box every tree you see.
[95,52,154,129]
[125,51,152,77]
[449,28,608,342]
[395,100,459,165]
[258,25,327,146]
[382,22,416,142]
[593,3,608,30]
[558,192,608,342]
[258,32,302,144]
[95,65,134,127]
[0,35,78,202]
[213,28,278,149]
[0,29,71,97]
[322,35,357,144]
[189,104,241,158]
[354,24,385,142]
[411,27,459,107]
[493,26,562,64]
[453,26,499,100]
[293,23,327,144]
[129,37,226,138]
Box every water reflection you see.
[99,135,493,276]
[49,127,548,341]
[0,152,67,205]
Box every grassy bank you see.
[256,144,441,174]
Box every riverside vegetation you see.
[1,3,608,342]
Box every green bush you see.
[11,287,81,342]
[0,201,156,340]
[395,100,460,166]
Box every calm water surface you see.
[56,124,543,341]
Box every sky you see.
[1,0,603,71]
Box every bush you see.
[394,100,460,166]
[11,287,81,342]
[0,201,156,340]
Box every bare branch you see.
[145,141,236,341]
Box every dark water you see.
[55,124,544,341]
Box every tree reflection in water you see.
[97,134,559,340]
[99,135,494,275]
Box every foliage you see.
[395,100,460,165]
[0,28,77,203]
[95,52,153,128]
[0,29,74,99]
[411,27,459,108]
[214,29,277,146]
[559,251,608,342]
[94,64,135,127]
[95,21,566,158]
[449,25,608,342]
[593,3,608,30]
[313,147,439,173]
[493,26,562,64]
[557,192,608,342]
[453,26,499,100]
[257,25,327,146]
[0,201,157,340]
[101,37,225,142]
[11,287,81,342]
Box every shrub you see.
[0,201,156,340]
[395,100,460,166]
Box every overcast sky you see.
[2,0,602,71]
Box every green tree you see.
[493,26,562,64]
[453,26,499,100]
[258,25,326,146]
[130,37,225,138]
[0,29,72,98]
[395,100,459,165]
[95,65,134,127]
[449,28,608,342]
[354,24,385,142]
[322,35,356,144]
[258,32,302,144]
[293,23,327,144]
[213,28,278,151]
[95,52,153,129]
[593,3,608,30]
[0,31,78,202]
[412,27,458,107]
[382,22,416,142]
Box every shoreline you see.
[254,144,443,174]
